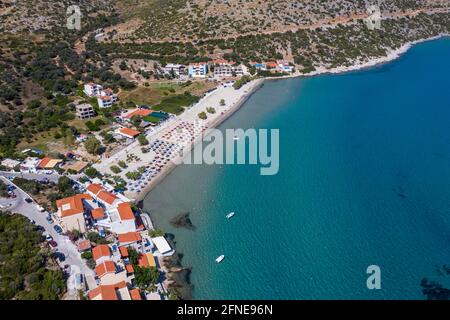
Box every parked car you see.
[48,240,58,248]
[45,234,53,241]
[75,273,85,290]
[46,215,54,224]
[53,225,63,234]
[29,219,36,225]
[24,198,32,203]
[55,252,65,261]
[7,185,16,192]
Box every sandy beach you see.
[94,78,264,202]
[95,34,448,204]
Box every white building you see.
[188,63,208,78]
[213,64,247,79]
[86,183,137,234]
[163,64,185,77]
[76,103,96,120]
[151,236,174,257]
[277,61,295,73]
[97,96,114,108]
[1,159,21,169]
[96,202,137,234]
[84,83,103,97]
[20,157,41,173]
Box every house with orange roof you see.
[105,202,137,234]
[85,183,138,234]
[38,157,62,170]
[265,61,278,69]
[117,127,141,139]
[92,244,112,265]
[88,281,132,300]
[97,95,114,108]
[95,260,128,285]
[129,288,142,300]
[118,232,142,246]
[119,246,129,258]
[86,183,121,208]
[77,240,92,252]
[91,207,106,220]
[97,190,121,207]
[84,83,103,97]
[138,252,156,268]
[56,194,93,233]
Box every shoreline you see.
[134,78,265,202]
[137,34,449,299]
[136,34,449,204]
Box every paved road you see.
[0,176,97,294]
[0,171,82,183]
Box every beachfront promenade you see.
[93,80,263,201]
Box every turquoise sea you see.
[144,38,450,299]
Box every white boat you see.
[233,135,239,140]
[215,255,225,263]
[226,211,235,219]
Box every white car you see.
[45,234,53,241]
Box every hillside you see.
[110,0,450,41]
[0,0,449,157]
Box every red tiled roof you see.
[212,59,228,64]
[95,260,116,278]
[91,207,105,220]
[138,253,156,268]
[88,281,127,300]
[38,157,51,169]
[118,127,140,138]
[118,232,142,244]
[97,190,118,205]
[125,264,134,274]
[117,202,135,221]
[129,288,142,300]
[189,62,207,66]
[125,108,153,119]
[119,246,129,258]
[77,240,91,251]
[86,183,103,195]
[56,194,92,217]
[92,244,111,261]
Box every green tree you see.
[134,266,160,291]
[84,167,100,178]
[84,136,102,155]
[138,134,149,146]
[127,247,140,266]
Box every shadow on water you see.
[169,212,196,230]
[421,265,450,300]
[163,233,194,300]
[392,187,406,199]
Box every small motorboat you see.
[233,135,239,140]
[226,212,235,219]
[215,255,225,263]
